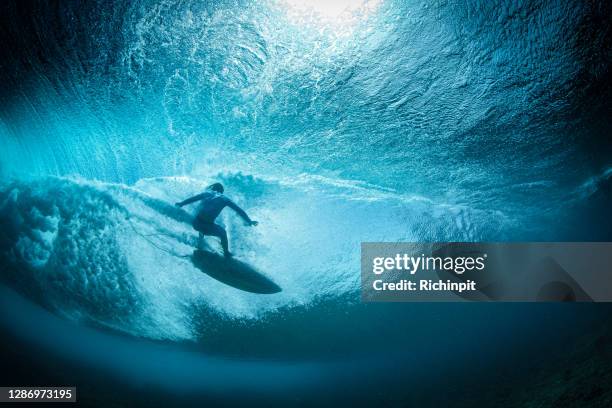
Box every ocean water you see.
[0,0,610,406]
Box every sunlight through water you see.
[277,0,382,34]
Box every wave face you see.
[0,0,610,355]
[1,1,610,195]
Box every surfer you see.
[175,183,258,257]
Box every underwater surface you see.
[0,0,610,406]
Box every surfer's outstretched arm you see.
[226,200,258,226]
[176,193,205,207]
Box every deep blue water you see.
[0,0,610,406]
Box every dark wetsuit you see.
[176,190,253,255]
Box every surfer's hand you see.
[248,220,258,226]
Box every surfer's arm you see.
[226,199,257,225]
[176,193,205,207]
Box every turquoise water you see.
[0,0,610,405]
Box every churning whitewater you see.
[0,173,507,341]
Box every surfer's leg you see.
[196,222,230,256]
[211,224,230,256]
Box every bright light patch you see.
[279,0,382,30]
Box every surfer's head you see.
[207,182,224,194]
